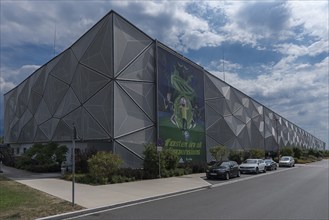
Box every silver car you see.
[240,159,266,174]
[279,156,295,167]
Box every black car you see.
[206,161,240,180]
[264,159,277,171]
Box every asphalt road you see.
[75,160,329,220]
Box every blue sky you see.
[0,1,328,148]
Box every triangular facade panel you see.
[206,98,231,116]
[80,14,113,78]
[18,118,37,143]
[114,141,143,168]
[114,82,153,138]
[53,120,73,141]
[113,14,153,76]
[54,88,81,118]
[63,107,84,138]
[71,64,110,103]
[34,98,52,125]
[205,103,222,130]
[72,15,108,60]
[43,75,69,115]
[34,127,49,142]
[49,49,78,84]
[117,44,155,81]
[118,81,155,121]
[116,126,155,158]
[39,118,60,140]
[84,82,113,137]
[31,66,48,95]
[28,90,42,115]
[204,73,224,100]
[82,108,110,140]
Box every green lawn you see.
[0,175,83,219]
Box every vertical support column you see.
[111,13,115,153]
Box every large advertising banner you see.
[157,45,206,163]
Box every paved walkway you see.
[1,165,210,209]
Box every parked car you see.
[279,156,295,167]
[206,161,240,180]
[264,159,277,171]
[240,159,266,174]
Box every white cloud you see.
[0,77,16,94]
[288,1,329,41]
[274,40,328,57]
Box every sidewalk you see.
[1,165,210,209]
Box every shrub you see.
[117,168,144,180]
[143,143,164,178]
[161,148,179,170]
[280,147,294,157]
[88,151,122,183]
[321,150,329,158]
[228,150,243,164]
[75,148,97,173]
[249,149,265,159]
[110,175,135,184]
[293,147,302,159]
[209,145,228,161]
[143,143,181,178]
[242,151,251,161]
[185,161,207,173]
[15,142,67,172]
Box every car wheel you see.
[237,170,241,177]
[225,172,230,180]
[255,168,259,174]
[293,164,295,167]
[263,168,266,173]
[275,166,277,170]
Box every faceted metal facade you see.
[4,11,325,167]
[4,12,156,167]
[204,72,325,161]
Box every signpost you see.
[157,146,162,178]
[72,124,77,206]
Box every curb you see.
[37,185,210,220]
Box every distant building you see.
[4,11,325,167]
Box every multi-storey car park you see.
[4,11,325,167]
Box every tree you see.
[209,145,228,161]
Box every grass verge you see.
[0,175,84,219]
